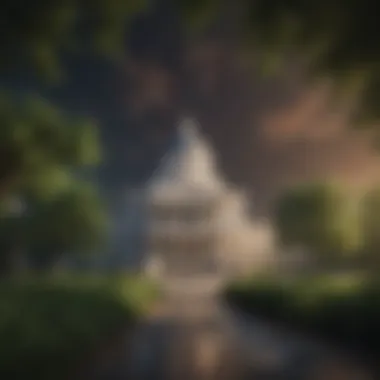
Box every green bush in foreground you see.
[224,274,380,359]
[0,274,158,379]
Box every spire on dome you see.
[148,117,225,195]
[179,117,199,137]
[176,118,201,151]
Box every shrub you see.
[0,274,158,379]
[224,274,380,360]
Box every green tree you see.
[25,183,108,271]
[230,1,380,127]
[360,188,380,267]
[0,94,100,201]
[0,2,148,199]
[274,182,361,266]
[1,0,148,81]
[0,94,102,274]
[181,0,380,127]
[0,198,27,275]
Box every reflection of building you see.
[143,118,275,283]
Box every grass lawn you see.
[0,273,159,379]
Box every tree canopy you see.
[1,0,148,81]
[3,0,380,124]
[0,94,104,273]
[0,94,100,201]
[243,0,380,126]
[274,182,361,262]
[25,182,108,269]
[360,188,380,266]
[181,0,380,127]
[0,183,107,271]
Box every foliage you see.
[177,0,380,127]
[0,184,107,273]
[24,183,108,268]
[360,188,380,266]
[0,94,101,201]
[240,0,380,127]
[2,0,380,125]
[1,0,221,78]
[224,273,380,359]
[274,182,362,262]
[1,0,148,81]
[176,0,220,33]
[0,94,104,272]
[0,274,158,379]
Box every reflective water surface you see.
[88,291,375,380]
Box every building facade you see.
[143,118,275,285]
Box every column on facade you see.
[148,193,227,278]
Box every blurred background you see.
[1,0,380,379]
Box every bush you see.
[224,274,380,360]
[0,274,158,379]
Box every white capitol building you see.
[139,118,275,292]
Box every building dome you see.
[148,118,226,202]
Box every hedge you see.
[0,274,159,379]
[224,274,380,361]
